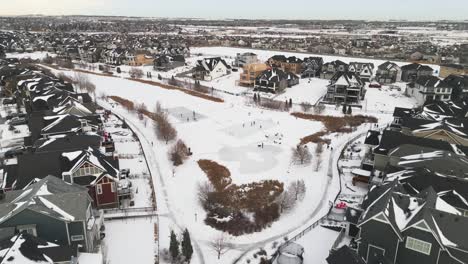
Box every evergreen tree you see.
[158,74,162,80]
[253,93,257,103]
[181,229,194,262]
[342,104,347,114]
[289,98,293,108]
[258,94,261,103]
[347,105,352,115]
[169,230,180,261]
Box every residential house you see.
[444,75,468,100]
[129,52,154,66]
[439,64,468,78]
[233,52,258,67]
[320,60,348,80]
[0,232,78,264]
[153,54,185,72]
[301,57,323,78]
[193,57,231,81]
[61,148,120,209]
[400,117,468,146]
[0,176,104,252]
[370,130,468,171]
[327,246,365,264]
[375,61,402,84]
[356,181,468,264]
[401,63,434,82]
[267,55,303,75]
[254,68,299,93]
[384,167,468,214]
[238,63,269,87]
[348,62,374,82]
[406,75,452,105]
[385,145,468,177]
[324,72,365,105]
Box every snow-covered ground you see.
[104,218,156,264]
[41,45,414,263]
[6,51,55,60]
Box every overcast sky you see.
[1,0,467,21]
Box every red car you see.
[369,82,382,88]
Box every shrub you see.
[169,140,188,166]
[197,160,232,191]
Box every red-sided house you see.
[60,147,121,208]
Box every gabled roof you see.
[401,63,434,72]
[256,68,298,83]
[413,75,450,88]
[33,133,101,153]
[406,116,468,136]
[326,246,365,264]
[359,181,468,252]
[393,107,414,118]
[196,57,230,72]
[0,232,77,264]
[61,147,119,182]
[373,130,468,156]
[41,114,101,135]
[420,100,468,120]
[364,130,381,146]
[0,176,90,224]
[385,168,468,210]
[329,71,363,86]
[378,61,400,71]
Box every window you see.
[97,184,103,195]
[406,237,431,255]
[17,225,37,236]
[71,235,84,241]
[111,182,115,193]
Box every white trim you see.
[367,244,386,263]
[70,234,84,241]
[96,184,103,195]
[394,239,400,264]
[406,236,432,255]
[404,219,431,233]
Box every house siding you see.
[0,209,69,246]
[358,219,399,263]
[398,228,441,264]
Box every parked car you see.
[368,82,382,88]
[9,117,27,126]
[2,98,16,105]
[4,147,25,159]
[6,113,26,120]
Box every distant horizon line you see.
[0,14,467,23]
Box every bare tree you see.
[313,104,326,115]
[314,143,324,172]
[197,181,214,207]
[292,145,312,165]
[314,155,323,172]
[136,103,148,120]
[73,72,90,92]
[154,101,164,116]
[153,114,177,144]
[209,233,231,260]
[276,189,295,213]
[300,102,313,113]
[129,67,144,79]
[169,139,188,166]
[289,180,306,201]
[86,82,96,103]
